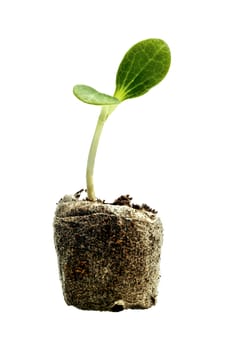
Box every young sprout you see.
[73,38,171,201]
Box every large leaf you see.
[114,39,171,101]
[73,85,120,105]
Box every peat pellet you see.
[54,196,163,311]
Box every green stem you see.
[86,105,117,201]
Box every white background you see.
[1,0,233,348]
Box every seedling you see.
[55,39,170,310]
[73,38,171,201]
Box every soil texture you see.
[54,193,163,311]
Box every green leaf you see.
[114,38,171,101]
[73,85,120,105]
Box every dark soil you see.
[70,190,158,214]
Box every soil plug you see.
[54,39,171,311]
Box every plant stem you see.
[86,105,116,201]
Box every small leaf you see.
[114,39,171,101]
[73,85,120,105]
